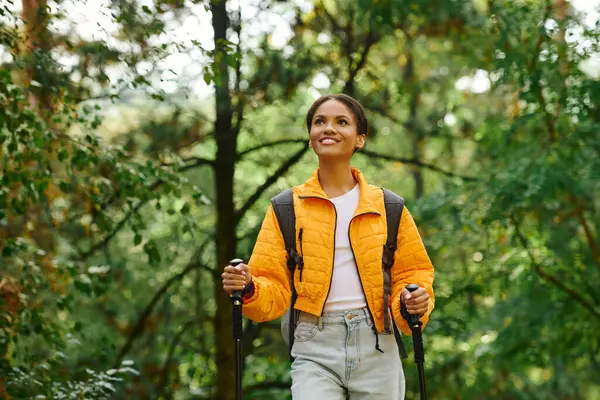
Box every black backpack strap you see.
[270,188,301,354]
[271,189,298,271]
[382,188,408,359]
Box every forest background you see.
[1,0,600,399]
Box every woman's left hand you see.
[400,286,430,316]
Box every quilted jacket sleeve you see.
[242,204,291,322]
[390,206,435,336]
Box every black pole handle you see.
[230,258,245,343]
[402,284,427,399]
[230,258,244,305]
[403,283,422,328]
[405,283,419,293]
[229,259,245,400]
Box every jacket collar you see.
[296,167,381,215]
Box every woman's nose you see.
[323,122,335,133]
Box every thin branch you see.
[320,2,342,33]
[233,5,244,137]
[528,0,556,142]
[345,5,355,72]
[76,83,130,103]
[178,156,216,171]
[79,177,164,261]
[368,105,402,125]
[79,200,146,260]
[358,149,478,182]
[535,83,557,142]
[113,238,214,368]
[49,129,150,166]
[233,97,244,138]
[511,216,600,321]
[237,138,307,159]
[245,380,292,393]
[570,196,600,266]
[528,0,553,72]
[343,25,378,94]
[155,319,197,400]
[79,159,213,260]
[235,142,309,224]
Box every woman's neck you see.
[317,162,357,198]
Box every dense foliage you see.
[1,0,599,399]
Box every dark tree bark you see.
[208,2,376,398]
[21,0,53,114]
[211,1,238,399]
[403,40,424,199]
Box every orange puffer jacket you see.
[243,167,434,336]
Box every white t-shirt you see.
[323,184,368,312]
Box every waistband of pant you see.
[297,307,372,326]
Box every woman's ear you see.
[355,134,366,149]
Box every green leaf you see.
[143,240,161,265]
[180,203,190,215]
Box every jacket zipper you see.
[348,212,381,332]
[299,195,337,315]
[299,196,381,320]
[298,228,304,281]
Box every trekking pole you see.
[402,284,428,400]
[230,258,244,400]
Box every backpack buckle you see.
[286,248,303,270]
[382,244,396,270]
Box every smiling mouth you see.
[319,138,339,144]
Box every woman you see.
[221,94,434,399]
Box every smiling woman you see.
[306,94,367,164]
[221,94,436,399]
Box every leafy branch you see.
[79,158,213,260]
[358,149,478,182]
[343,23,379,94]
[235,142,309,224]
[113,238,214,368]
[155,319,197,399]
[511,215,600,321]
[79,200,147,260]
[237,138,307,159]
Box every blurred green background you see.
[1,0,599,398]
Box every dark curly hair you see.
[305,94,368,135]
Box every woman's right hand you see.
[221,262,252,294]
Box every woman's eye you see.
[339,119,348,125]
[314,119,323,125]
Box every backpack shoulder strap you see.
[382,188,404,267]
[382,188,407,358]
[270,188,298,272]
[270,188,301,356]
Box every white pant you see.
[290,308,405,399]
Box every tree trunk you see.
[0,0,55,385]
[403,42,423,199]
[211,1,237,399]
[21,0,53,114]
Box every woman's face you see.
[308,100,365,159]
